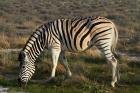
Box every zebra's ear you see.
[18,51,25,62]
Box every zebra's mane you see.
[18,51,25,63]
[22,24,45,52]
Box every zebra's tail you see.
[111,26,119,58]
[111,26,120,80]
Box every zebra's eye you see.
[22,65,25,69]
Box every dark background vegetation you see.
[0,0,140,93]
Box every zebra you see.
[18,16,119,87]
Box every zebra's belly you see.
[76,42,94,52]
[75,37,93,52]
[62,40,94,52]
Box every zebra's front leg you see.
[51,48,61,78]
[60,51,72,77]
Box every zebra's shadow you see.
[68,54,106,65]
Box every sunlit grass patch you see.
[0,52,140,93]
[0,34,10,49]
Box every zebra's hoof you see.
[67,74,72,78]
[111,82,115,88]
[68,72,72,77]
[46,77,57,83]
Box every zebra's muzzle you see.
[17,78,27,88]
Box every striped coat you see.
[18,16,119,87]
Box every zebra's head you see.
[18,51,35,87]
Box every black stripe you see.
[105,52,111,56]
[91,28,112,42]
[25,47,30,52]
[45,31,49,48]
[32,35,38,40]
[26,52,33,62]
[47,25,52,42]
[51,22,59,35]
[38,31,43,48]
[41,27,46,45]
[102,45,109,49]
[43,28,46,47]
[60,20,68,48]
[70,18,83,37]
[34,41,40,54]
[40,31,45,48]
[23,30,39,50]
[48,31,52,45]
[96,42,109,46]
[65,20,73,50]
[97,45,109,50]
[36,39,42,52]
[52,38,60,45]
[94,38,110,44]
[26,44,32,49]
[74,20,90,49]
[94,28,112,38]
[80,22,111,48]
[30,46,37,58]
[73,18,83,28]
[56,20,63,41]
[28,49,35,61]
[107,55,113,59]
[79,25,94,48]
[104,49,110,51]
[28,41,33,46]
[29,38,36,60]
[51,22,60,41]
[43,25,49,48]
[35,31,41,36]
[97,33,111,38]
[29,38,36,42]
[32,42,40,56]
[31,43,38,57]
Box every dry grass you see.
[0,51,140,93]
[0,0,140,93]
[12,36,28,48]
[0,33,10,49]
[0,0,139,52]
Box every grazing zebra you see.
[18,16,119,87]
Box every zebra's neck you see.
[23,25,47,62]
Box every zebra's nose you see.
[17,78,22,86]
[17,78,27,88]
[17,78,21,85]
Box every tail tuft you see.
[113,52,120,59]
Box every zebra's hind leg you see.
[108,56,119,87]
[60,51,72,77]
[96,45,119,87]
